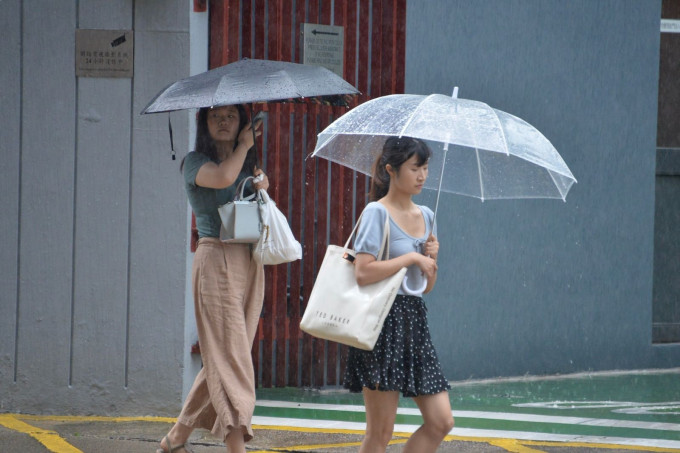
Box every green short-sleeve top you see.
[183,151,253,238]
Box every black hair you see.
[180,104,258,174]
[369,136,431,201]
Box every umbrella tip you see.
[452,87,459,99]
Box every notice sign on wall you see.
[661,19,680,33]
[75,29,134,78]
[301,23,344,77]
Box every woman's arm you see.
[195,142,250,189]
[355,251,437,287]
[423,268,437,294]
[422,233,439,293]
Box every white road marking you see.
[256,400,680,431]
[252,415,680,449]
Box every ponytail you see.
[369,153,391,201]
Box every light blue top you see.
[353,201,437,297]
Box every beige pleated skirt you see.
[177,237,264,442]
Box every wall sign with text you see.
[75,29,134,78]
[301,23,344,77]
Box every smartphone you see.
[252,111,265,124]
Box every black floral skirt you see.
[343,295,450,397]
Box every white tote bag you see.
[300,212,406,351]
[254,189,302,265]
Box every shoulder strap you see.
[343,206,391,262]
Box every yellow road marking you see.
[2,414,677,453]
[18,414,175,423]
[0,414,83,453]
[489,439,546,452]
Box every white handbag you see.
[300,211,406,351]
[253,189,302,265]
[218,176,262,243]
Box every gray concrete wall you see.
[405,0,680,380]
[0,0,190,415]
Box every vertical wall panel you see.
[287,3,308,388]
[127,0,189,409]
[70,0,133,399]
[274,0,293,388]
[0,0,22,387]
[261,0,279,389]
[15,0,77,408]
[288,107,304,387]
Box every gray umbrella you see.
[141,58,359,114]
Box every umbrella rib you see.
[462,105,486,201]
[280,70,304,98]
[433,148,447,225]
[489,108,510,155]
[546,168,569,201]
[475,147,485,201]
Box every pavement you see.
[1,368,679,452]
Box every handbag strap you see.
[234,176,257,201]
[343,208,391,262]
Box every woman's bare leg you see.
[402,391,454,453]
[359,388,400,453]
[159,422,193,452]
[224,427,246,453]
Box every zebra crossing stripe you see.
[253,400,680,449]
[256,400,680,432]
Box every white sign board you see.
[661,19,680,34]
[302,23,344,77]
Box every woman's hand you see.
[236,118,263,150]
[253,167,269,191]
[413,253,438,280]
[423,234,439,262]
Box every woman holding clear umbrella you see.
[156,104,266,453]
[343,136,454,453]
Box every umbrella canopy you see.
[312,93,576,204]
[141,58,359,114]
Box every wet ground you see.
[1,369,679,452]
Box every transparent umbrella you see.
[311,89,577,220]
[311,90,576,295]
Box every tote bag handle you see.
[342,209,391,262]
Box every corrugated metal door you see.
[205,0,406,388]
[653,0,680,343]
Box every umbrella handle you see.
[401,275,428,295]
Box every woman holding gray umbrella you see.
[343,136,454,453]
[157,104,266,453]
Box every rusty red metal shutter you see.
[206,0,406,388]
